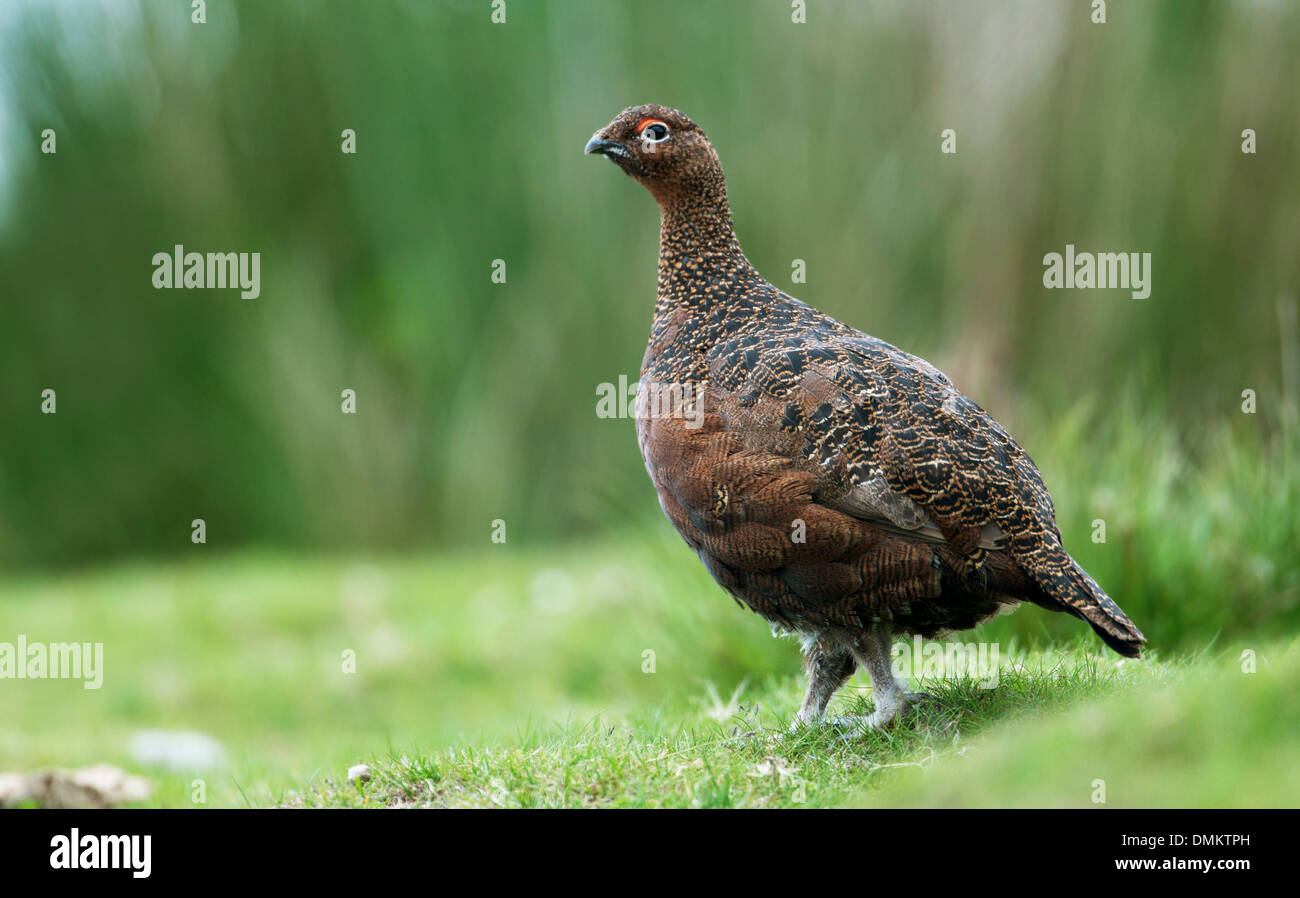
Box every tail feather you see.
[1016,540,1146,658]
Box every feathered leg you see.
[790,636,856,730]
[833,626,921,730]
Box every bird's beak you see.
[584,135,629,159]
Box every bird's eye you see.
[639,121,670,143]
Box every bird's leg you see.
[833,626,920,731]
[790,637,856,731]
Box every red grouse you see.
[585,105,1145,729]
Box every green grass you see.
[2,534,1297,808]
[286,643,1299,809]
[864,642,1300,809]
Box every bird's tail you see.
[1018,540,1146,658]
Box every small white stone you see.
[129,729,227,771]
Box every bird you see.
[585,104,1145,730]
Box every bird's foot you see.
[828,711,894,733]
[788,710,824,734]
[790,691,932,735]
[828,694,930,735]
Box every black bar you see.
[0,809,1282,884]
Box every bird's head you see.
[584,104,726,210]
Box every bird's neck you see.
[654,194,763,321]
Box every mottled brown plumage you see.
[586,105,1145,728]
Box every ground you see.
[2,537,1295,809]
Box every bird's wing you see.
[810,333,1041,560]
[703,303,1144,654]
[832,475,1008,551]
[706,314,1040,561]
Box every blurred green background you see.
[0,0,1298,805]
[3,0,1296,567]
